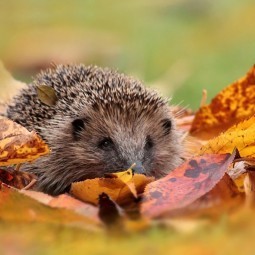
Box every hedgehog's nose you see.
[130,161,146,175]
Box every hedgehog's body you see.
[6,64,182,195]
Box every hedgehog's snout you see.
[128,160,146,175]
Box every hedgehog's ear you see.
[161,118,172,136]
[72,118,87,139]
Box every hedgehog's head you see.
[33,71,183,195]
[70,102,182,178]
[39,87,183,195]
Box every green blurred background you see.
[0,0,254,109]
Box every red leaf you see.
[141,152,236,218]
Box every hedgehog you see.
[5,64,183,195]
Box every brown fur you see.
[6,64,183,195]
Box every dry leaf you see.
[36,85,58,106]
[0,116,49,166]
[190,65,255,139]
[228,161,247,192]
[21,190,99,222]
[70,169,154,206]
[105,168,134,186]
[244,171,255,208]
[0,167,36,189]
[141,152,235,218]
[164,174,244,219]
[105,168,140,198]
[98,193,124,229]
[199,116,255,157]
[0,183,100,230]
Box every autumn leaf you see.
[190,65,255,139]
[0,183,100,230]
[105,168,133,182]
[105,168,138,198]
[70,169,154,206]
[228,161,247,192]
[199,116,255,157]
[36,85,58,106]
[22,190,100,222]
[163,174,244,219]
[141,152,235,218]
[244,170,255,208]
[0,117,49,166]
[98,193,124,229]
[0,167,37,189]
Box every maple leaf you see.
[190,65,255,139]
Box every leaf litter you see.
[1,65,255,247]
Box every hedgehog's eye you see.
[144,135,153,150]
[98,137,114,150]
[72,118,85,139]
[162,118,172,136]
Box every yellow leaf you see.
[199,116,255,157]
[106,165,137,198]
[105,168,133,183]
[70,169,154,206]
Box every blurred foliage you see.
[0,0,255,108]
[1,210,255,255]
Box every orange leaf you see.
[141,152,235,218]
[21,190,99,222]
[190,65,255,139]
[0,183,100,229]
[0,117,49,166]
[70,169,154,206]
